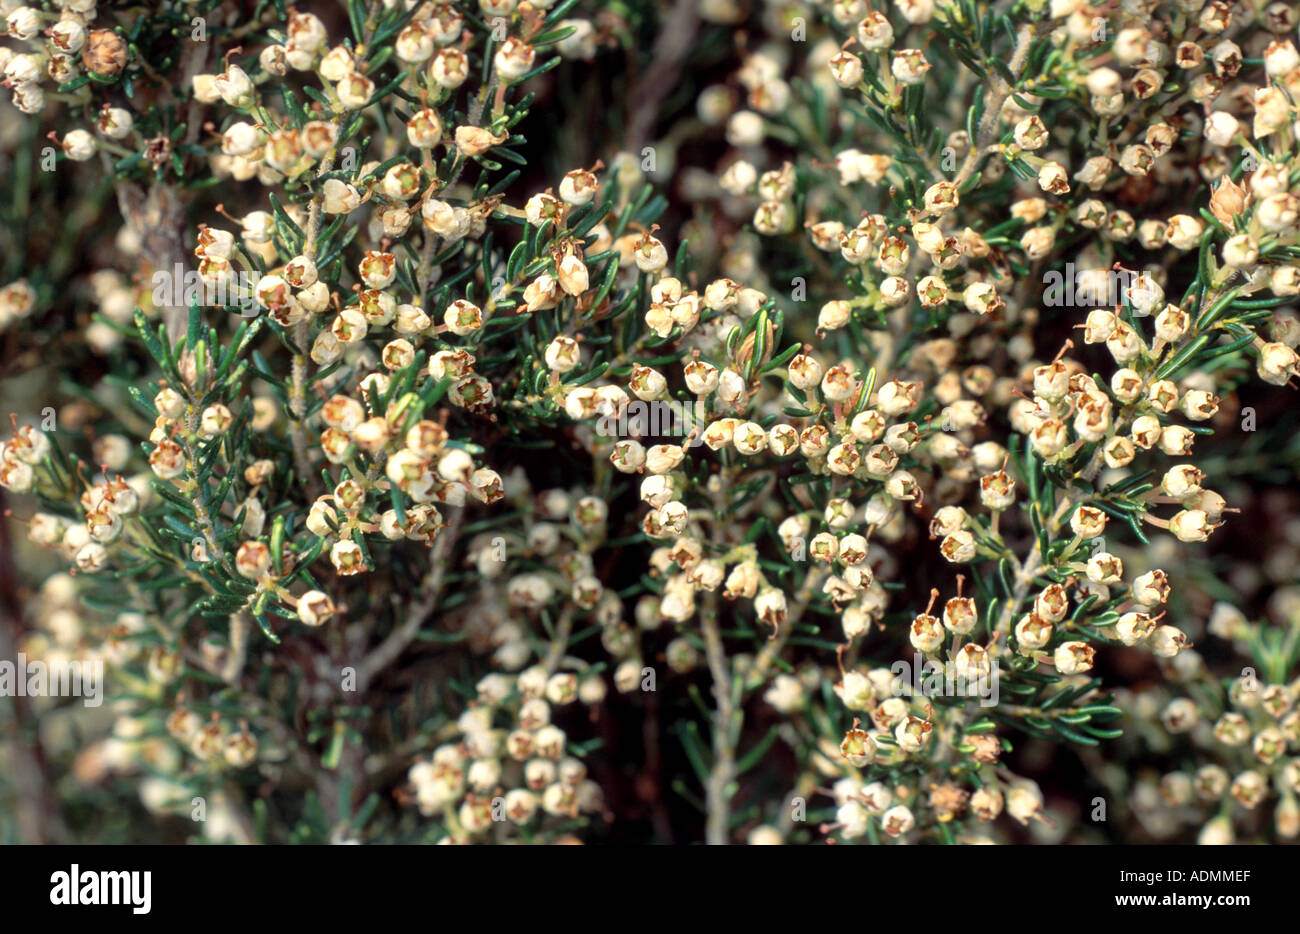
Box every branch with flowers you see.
[1,0,1299,845]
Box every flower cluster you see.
[2,0,1300,845]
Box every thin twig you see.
[701,475,738,844]
[952,23,1037,189]
[624,0,700,152]
[355,509,464,690]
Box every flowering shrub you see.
[2,0,1300,845]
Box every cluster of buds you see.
[8,0,1300,848]
[166,707,259,768]
[3,3,126,115]
[405,664,605,842]
[0,418,47,496]
[0,279,37,330]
